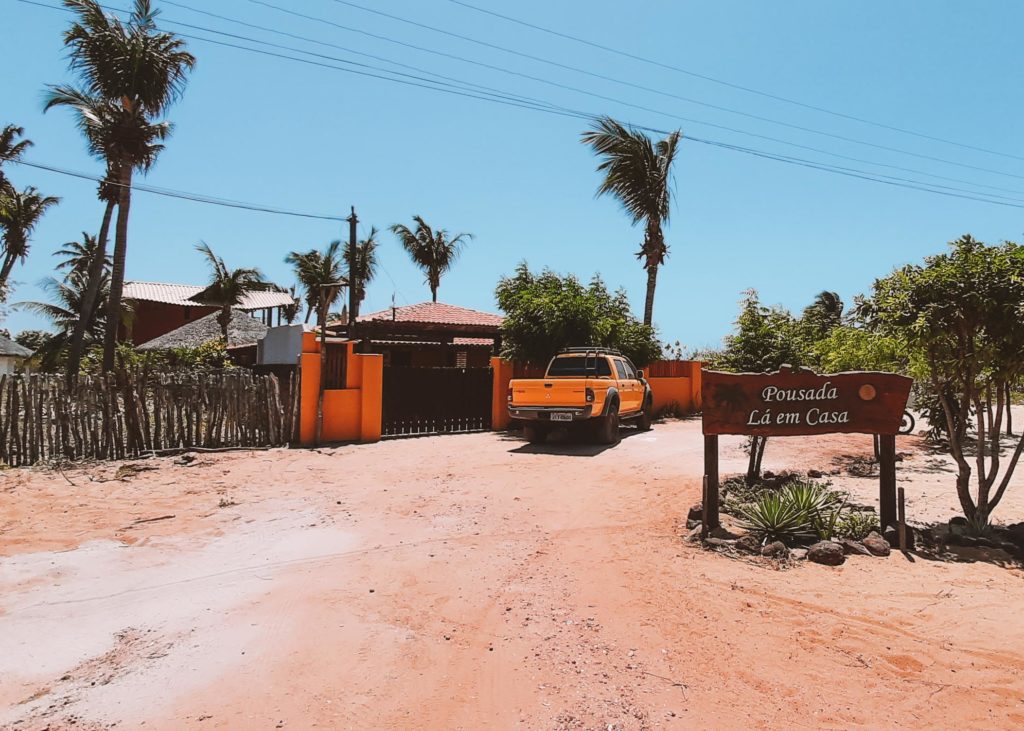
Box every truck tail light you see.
[507,387,514,402]
[585,387,595,403]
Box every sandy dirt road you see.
[1,419,1023,729]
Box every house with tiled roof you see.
[122,281,295,346]
[327,301,504,368]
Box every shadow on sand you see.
[503,424,647,457]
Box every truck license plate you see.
[550,412,573,422]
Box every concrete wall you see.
[298,335,383,446]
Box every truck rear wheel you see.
[595,404,620,445]
[523,424,548,444]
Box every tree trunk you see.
[1007,381,1014,437]
[745,435,767,484]
[220,305,230,343]
[643,264,658,326]
[0,253,16,290]
[102,167,132,372]
[66,197,116,382]
[431,285,438,303]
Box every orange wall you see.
[299,339,383,446]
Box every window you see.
[546,356,612,377]
[613,359,628,380]
[622,361,637,379]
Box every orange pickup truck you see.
[507,348,653,444]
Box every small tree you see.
[870,235,1024,526]
[495,263,661,367]
[719,290,805,483]
[192,242,270,343]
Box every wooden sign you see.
[702,366,913,437]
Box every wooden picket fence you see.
[0,369,299,467]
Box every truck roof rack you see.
[558,347,623,356]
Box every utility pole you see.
[347,207,359,341]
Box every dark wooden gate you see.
[382,366,492,437]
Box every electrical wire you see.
[325,0,1024,178]
[444,0,1024,164]
[14,159,350,221]
[14,0,1024,210]
[241,0,1024,194]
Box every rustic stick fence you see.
[0,369,298,467]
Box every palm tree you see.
[390,216,473,303]
[44,87,170,378]
[0,125,32,194]
[192,242,269,342]
[345,227,379,319]
[55,232,110,280]
[581,116,682,326]
[51,0,195,372]
[15,270,110,371]
[285,241,346,325]
[801,290,844,340]
[0,187,61,292]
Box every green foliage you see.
[834,511,880,541]
[869,234,1024,524]
[390,216,473,303]
[495,263,662,367]
[735,490,817,545]
[719,289,805,373]
[810,325,908,374]
[14,330,51,352]
[732,479,864,545]
[286,241,346,325]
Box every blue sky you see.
[2,0,1022,349]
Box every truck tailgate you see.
[509,378,589,407]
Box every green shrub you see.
[736,491,817,544]
[834,511,879,540]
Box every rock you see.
[686,518,701,530]
[704,537,735,549]
[761,541,789,559]
[862,531,891,557]
[685,525,703,543]
[762,471,776,480]
[735,534,763,554]
[807,541,846,566]
[687,503,703,522]
[841,539,872,556]
[790,548,808,561]
[948,516,969,536]
[808,469,824,479]
[709,525,741,540]
[883,525,915,550]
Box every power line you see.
[324,0,1024,179]
[14,159,349,221]
[16,0,1024,210]
[33,0,1024,197]
[236,0,1024,197]
[444,0,1024,164]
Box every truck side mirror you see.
[637,370,645,380]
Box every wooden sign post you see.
[701,366,913,532]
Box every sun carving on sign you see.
[858,384,877,401]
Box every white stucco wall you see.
[0,356,21,376]
[257,325,306,365]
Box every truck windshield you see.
[546,356,612,377]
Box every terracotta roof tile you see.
[357,302,503,328]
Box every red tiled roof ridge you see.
[357,301,504,327]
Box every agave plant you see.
[736,492,816,545]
